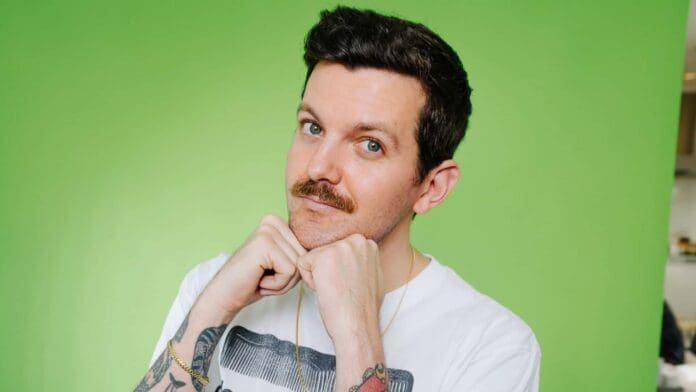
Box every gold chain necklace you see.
[294,247,416,392]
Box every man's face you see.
[286,61,427,249]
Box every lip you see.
[298,195,341,211]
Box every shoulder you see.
[425,257,540,356]
[423,257,540,388]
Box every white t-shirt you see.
[151,253,541,391]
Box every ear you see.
[412,159,460,215]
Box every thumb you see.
[296,255,316,290]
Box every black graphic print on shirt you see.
[218,325,414,392]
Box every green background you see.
[0,1,688,391]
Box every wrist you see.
[332,321,383,359]
[193,290,242,325]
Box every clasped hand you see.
[199,214,385,342]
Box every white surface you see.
[670,177,696,244]
[667,177,696,321]
[660,360,696,391]
[665,260,696,320]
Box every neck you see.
[377,216,430,292]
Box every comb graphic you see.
[220,326,414,392]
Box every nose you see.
[306,139,342,184]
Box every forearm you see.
[296,234,389,391]
[135,294,237,392]
[135,214,305,391]
[334,327,388,392]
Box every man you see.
[136,6,540,392]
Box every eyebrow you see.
[297,102,323,125]
[297,102,400,151]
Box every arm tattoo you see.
[135,349,172,391]
[191,324,228,392]
[174,313,190,342]
[348,363,388,392]
[164,372,186,391]
[134,313,190,391]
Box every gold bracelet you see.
[166,339,209,386]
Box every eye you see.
[301,121,322,135]
[360,138,383,153]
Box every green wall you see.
[0,1,687,390]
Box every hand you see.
[296,233,385,345]
[198,214,306,319]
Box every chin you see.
[289,217,346,250]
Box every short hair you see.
[302,6,473,181]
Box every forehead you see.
[301,62,427,141]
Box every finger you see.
[265,224,301,262]
[258,267,300,292]
[258,247,297,291]
[296,254,315,290]
[259,270,301,296]
[262,214,307,257]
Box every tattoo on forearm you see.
[164,372,186,391]
[174,313,190,342]
[134,313,190,391]
[349,363,388,392]
[135,349,172,391]
[191,324,228,392]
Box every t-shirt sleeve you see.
[444,345,540,392]
[148,253,230,366]
[441,314,541,392]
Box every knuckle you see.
[259,214,281,227]
[297,255,310,269]
[337,240,351,252]
[255,232,275,247]
[348,233,365,242]
[255,222,274,236]
[347,233,369,250]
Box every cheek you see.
[285,138,306,181]
[352,168,414,212]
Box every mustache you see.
[291,179,355,213]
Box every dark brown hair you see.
[302,6,473,181]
